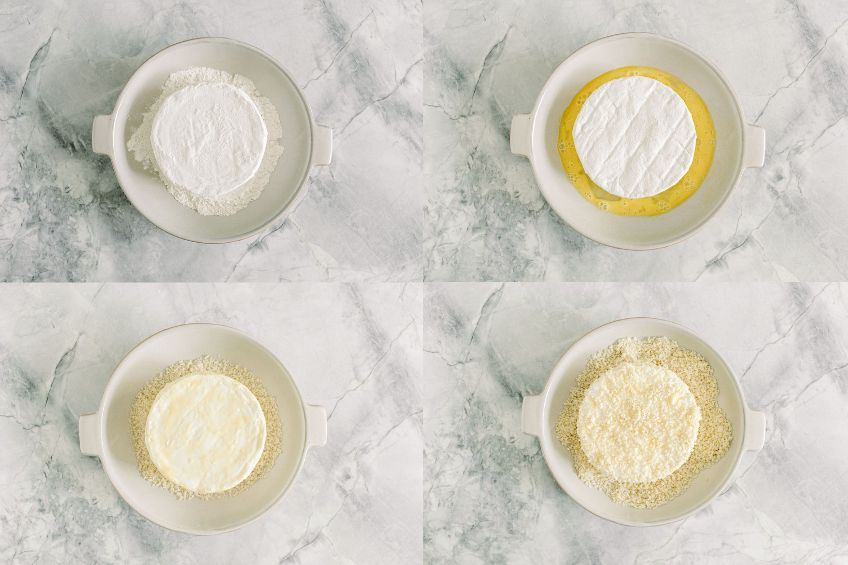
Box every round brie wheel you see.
[145,373,267,494]
[572,76,696,199]
[151,82,268,199]
[577,362,700,483]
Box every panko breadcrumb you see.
[554,337,732,508]
[129,355,282,500]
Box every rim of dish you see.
[108,36,317,245]
[537,316,748,526]
[528,32,749,251]
[95,322,308,535]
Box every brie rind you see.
[572,76,696,199]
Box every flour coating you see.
[128,67,284,216]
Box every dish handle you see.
[312,125,333,166]
[521,395,543,437]
[721,408,767,494]
[91,115,114,157]
[304,404,327,449]
[510,114,533,158]
[742,124,765,169]
[79,412,102,457]
[743,408,767,451]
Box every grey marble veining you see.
[0,0,422,282]
[425,0,848,281]
[0,283,422,564]
[425,283,848,563]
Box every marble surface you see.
[0,0,421,282]
[425,283,848,563]
[0,283,422,564]
[425,0,848,281]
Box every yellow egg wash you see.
[558,67,715,216]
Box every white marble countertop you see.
[4,0,848,563]
[0,283,422,564]
[425,283,848,563]
[425,0,848,281]
[0,0,422,282]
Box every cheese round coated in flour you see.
[151,82,268,199]
[572,76,696,199]
[577,362,700,483]
[144,373,266,494]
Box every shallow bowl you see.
[521,317,766,526]
[92,37,332,243]
[78,323,327,534]
[511,33,765,249]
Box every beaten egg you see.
[558,66,715,216]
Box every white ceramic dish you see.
[511,33,765,250]
[92,37,333,243]
[78,323,327,535]
[521,317,766,526]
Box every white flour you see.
[152,83,268,199]
[128,67,284,216]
